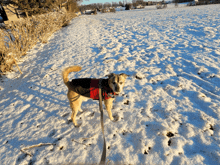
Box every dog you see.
[62,66,128,127]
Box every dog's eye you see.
[119,82,123,85]
[113,82,116,85]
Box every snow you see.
[1,4,220,165]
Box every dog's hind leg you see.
[70,103,78,126]
[67,91,82,127]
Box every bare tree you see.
[103,2,111,8]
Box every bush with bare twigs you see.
[0,0,79,74]
[0,11,76,73]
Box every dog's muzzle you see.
[115,85,120,93]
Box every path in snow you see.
[1,4,220,165]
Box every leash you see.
[99,79,106,165]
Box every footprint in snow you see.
[113,113,120,122]
[61,112,69,118]
[166,132,175,146]
[16,153,28,164]
[144,147,151,155]
[197,92,211,102]
[124,100,129,105]
[166,132,174,138]
[48,129,56,137]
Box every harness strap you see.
[99,80,106,165]
[107,93,116,98]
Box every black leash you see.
[99,79,106,165]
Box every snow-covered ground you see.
[1,4,220,165]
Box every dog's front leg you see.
[104,98,114,121]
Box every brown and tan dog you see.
[62,66,127,127]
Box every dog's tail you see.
[62,66,82,85]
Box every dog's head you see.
[107,73,128,95]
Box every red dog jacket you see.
[70,78,116,100]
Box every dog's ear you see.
[120,73,128,79]
[106,73,115,78]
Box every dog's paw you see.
[67,119,82,127]
[78,108,83,112]
[75,122,82,128]
[67,119,72,124]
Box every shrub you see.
[101,8,108,13]
[0,11,76,73]
[125,4,132,10]
[10,0,80,16]
[110,8,116,13]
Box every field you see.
[1,4,220,165]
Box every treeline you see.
[1,0,80,16]
[174,0,220,4]
[79,0,155,12]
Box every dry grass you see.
[0,11,76,73]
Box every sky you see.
[80,0,134,5]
